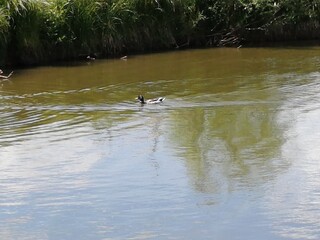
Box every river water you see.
[1,47,320,239]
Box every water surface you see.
[1,47,320,239]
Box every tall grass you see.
[0,0,319,66]
[96,0,201,53]
[0,6,9,63]
[2,0,49,64]
[44,0,101,60]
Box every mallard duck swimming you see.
[136,95,165,104]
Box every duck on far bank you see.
[86,55,96,61]
[136,95,165,104]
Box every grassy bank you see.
[0,0,319,66]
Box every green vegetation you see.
[0,0,319,66]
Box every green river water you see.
[1,47,320,239]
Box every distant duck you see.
[86,55,96,61]
[78,53,97,61]
[136,95,165,104]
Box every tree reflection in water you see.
[169,103,290,194]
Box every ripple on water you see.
[0,84,133,146]
[0,106,90,146]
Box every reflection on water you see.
[169,104,284,193]
[1,47,320,239]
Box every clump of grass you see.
[0,7,9,41]
[44,0,101,60]
[0,6,10,64]
[3,0,50,64]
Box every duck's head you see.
[136,95,145,103]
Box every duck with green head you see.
[136,95,165,104]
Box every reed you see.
[0,0,49,65]
[0,0,319,66]
[97,0,200,53]
[43,0,101,60]
[0,7,9,40]
[0,6,9,64]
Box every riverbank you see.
[0,0,319,67]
